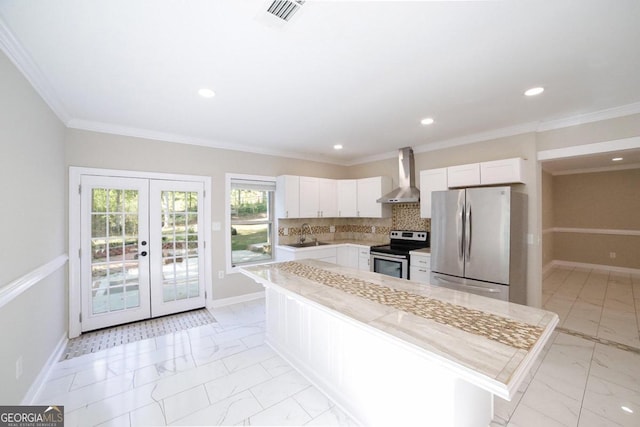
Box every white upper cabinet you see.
[447,163,481,188]
[357,176,392,218]
[318,178,338,217]
[277,175,391,219]
[445,158,524,188]
[299,176,320,218]
[276,175,299,219]
[419,168,448,218]
[480,158,524,185]
[337,179,358,217]
[299,177,338,218]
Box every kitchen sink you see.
[285,241,332,248]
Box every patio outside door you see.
[80,175,205,332]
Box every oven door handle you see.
[370,252,407,260]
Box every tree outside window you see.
[230,178,275,266]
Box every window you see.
[227,175,276,268]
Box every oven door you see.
[370,252,409,279]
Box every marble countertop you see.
[241,259,558,400]
[410,247,431,254]
[276,239,386,250]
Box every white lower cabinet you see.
[357,247,370,271]
[336,246,358,269]
[280,244,370,270]
[277,246,337,264]
[410,252,431,283]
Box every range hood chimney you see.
[377,147,421,204]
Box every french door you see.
[80,175,205,332]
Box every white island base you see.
[265,286,493,427]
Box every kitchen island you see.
[240,260,558,427]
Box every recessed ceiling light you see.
[524,87,544,96]
[420,117,435,126]
[198,88,216,98]
[612,157,623,161]
[333,144,343,150]
[621,406,633,414]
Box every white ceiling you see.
[1,0,640,167]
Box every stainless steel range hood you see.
[377,147,421,204]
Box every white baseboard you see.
[210,291,265,308]
[550,260,640,275]
[22,332,68,405]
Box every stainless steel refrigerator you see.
[430,186,527,304]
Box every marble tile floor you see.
[35,267,639,426]
[542,266,640,350]
[492,266,640,426]
[35,299,357,426]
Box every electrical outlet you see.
[16,356,23,379]
[330,225,335,233]
[218,270,225,279]
[283,228,289,236]
[609,252,617,259]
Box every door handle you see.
[458,204,465,260]
[140,251,148,257]
[466,205,472,260]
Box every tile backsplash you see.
[278,217,391,245]
[392,203,430,232]
[277,203,429,245]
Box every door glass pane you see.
[90,188,141,315]
[160,191,199,302]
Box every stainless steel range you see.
[370,230,429,279]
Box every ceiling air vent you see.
[267,0,305,22]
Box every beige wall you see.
[541,170,554,268]
[0,51,67,403]
[65,129,348,300]
[551,169,640,269]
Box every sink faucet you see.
[299,223,316,244]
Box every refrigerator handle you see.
[458,203,465,260]
[465,204,472,259]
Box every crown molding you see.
[536,101,640,132]
[67,118,350,166]
[348,122,540,166]
[351,104,640,166]
[0,16,71,124]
